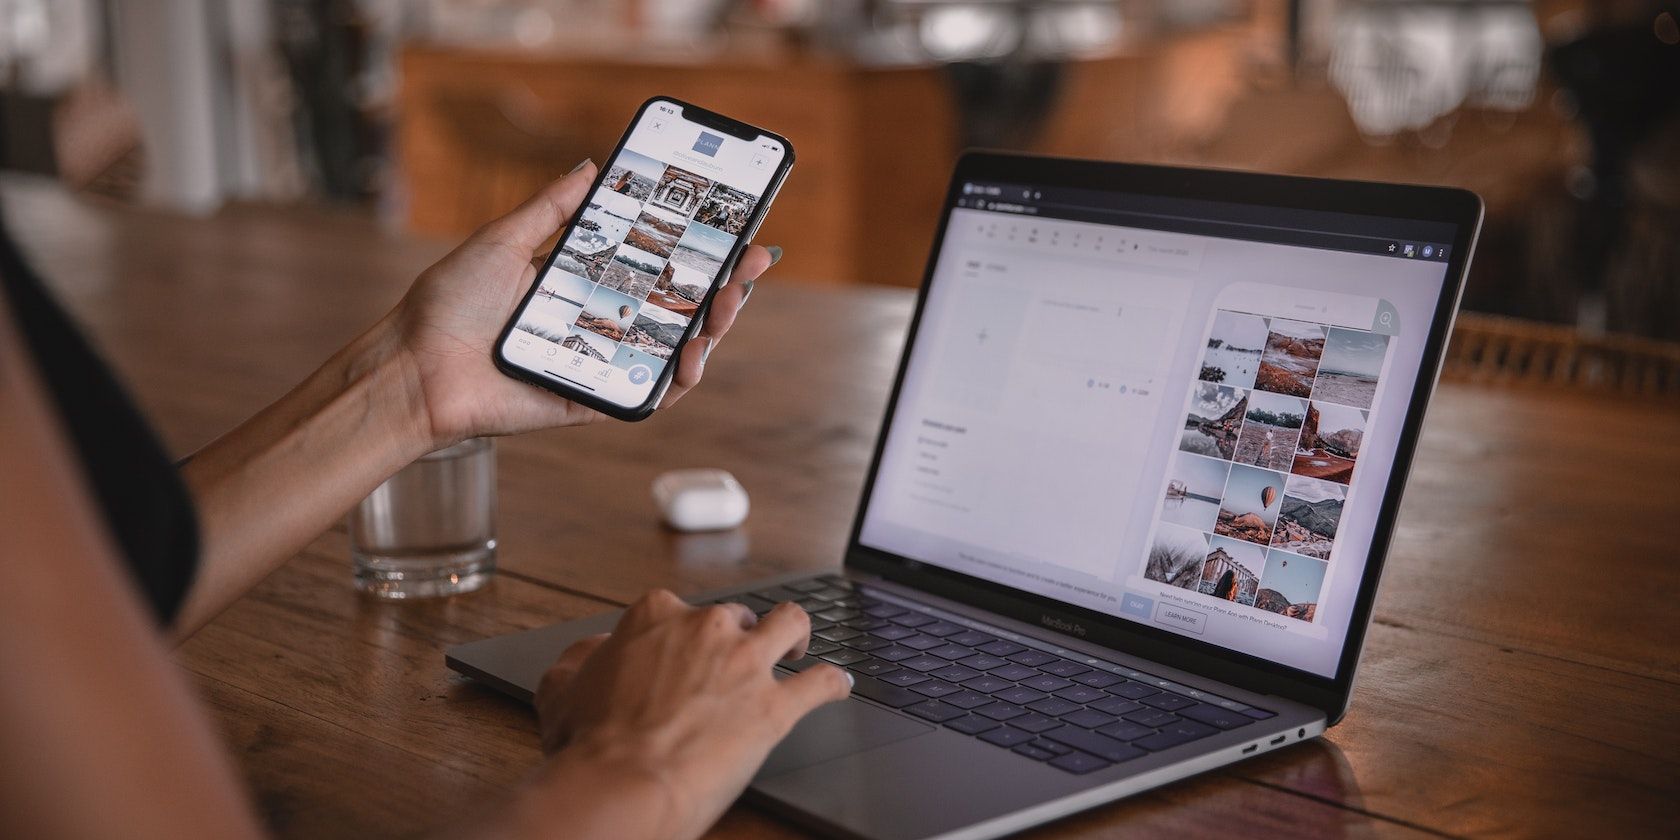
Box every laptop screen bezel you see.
[842,151,1482,722]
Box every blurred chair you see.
[1444,312,1680,399]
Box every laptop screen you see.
[856,178,1458,678]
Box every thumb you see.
[475,160,598,255]
[774,664,853,730]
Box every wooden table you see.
[8,177,1678,838]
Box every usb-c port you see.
[1242,744,1258,754]
[1270,735,1287,746]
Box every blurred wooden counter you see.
[9,177,1678,838]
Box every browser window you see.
[858,184,1455,677]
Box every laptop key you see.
[944,714,1000,736]
[977,640,1026,657]
[1006,713,1064,734]
[725,594,778,614]
[993,686,1048,705]
[978,726,1036,748]
[794,597,828,611]
[843,616,889,631]
[850,676,923,709]
[1106,681,1160,700]
[842,636,892,652]
[803,639,841,656]
[869,625,917,641]
[848,659,902,678]
[786,578,829,593]
[753,586,804,603]
[814,626,863,643]
[898,635,945,651]
[1039,660,1091,678]
[1241,707,1277,720]
[943,691,993,710]
[1070,671,1125,689]
[863,603,907,619]
[816,607,862,623]
[919,621,965,638]
[1141,693,1196,712]
[906,700,967,723]
[1007,650,1059,667]
[974,702,1029,721]
[1025,697,1082,717]
[873,646,920,662]
[956,654,1008,671]
[946,630,997,647]
[1177,703,1254,730]
[879,670,930,687]
[928,644,977,661]
[820,648,871,666]
[1053,685,1110,704]
[1029,738,1072,755]
[1042,727,1148,764]
[1095,721,1155,741]
[901,655,949,672]
[1060,708,1119,729]
[1020,675,1075,693]
[889,613,936,629]
[808,587,852,602]
[988,664,1039,681]
[1133,720,1219,752]
[959,675,1014,694]
[930,664,982,683]
[910,680,961,698]
[1122,709,1180,728]
[782,656,823,672]
[1089,696,1145,717]
[1049,752,1113,775]
[1011,744,1057,762]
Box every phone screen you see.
[498,99,789,412]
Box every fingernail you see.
[765,245,783,266]
[569,158,592,174]
[700,337,714,365]
[742,278,755,306]
[843,670,856,690]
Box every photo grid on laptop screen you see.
[858,182,1456,677]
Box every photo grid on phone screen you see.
[1145,309,1390,624]
[514,145,764,383]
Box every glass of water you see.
[350,437,497,598]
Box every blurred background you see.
[1,0,1676,342]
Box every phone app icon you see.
[627,364,652,385]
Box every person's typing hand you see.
[534,591,851,840]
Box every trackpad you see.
[756,698,933,779]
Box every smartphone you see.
[493,97,794,421]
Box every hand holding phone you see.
[493,97,794,420]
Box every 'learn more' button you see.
[1153,602,1207,635]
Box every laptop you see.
[448,152,1481,840]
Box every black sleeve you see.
[0,212,200,626]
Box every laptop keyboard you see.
[718,575,1276,776]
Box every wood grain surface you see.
[6,176,1676,838]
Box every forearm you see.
[174,313,436,640]
[459,738,676,840]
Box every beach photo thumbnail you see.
[1144,524,1210,591]
[650,165,712,217]
[622,301,690,360]
[1161,452,1231,533]
[1256,318,1326,397]
[693,183,758,235]
[1199,535,1268,607]
[1200,310,1268,389]
[560,230,615,281]
[1292,401,1367,485]
[1313,327,1388,409]
[534,268,594,308]
[1255,550,1327,622]
[1270,475,1345,560]
[576,189,641,242]
[1234,390,1306,471]
[1181,382,1246,461]
[598,244,665,299]
[574,284,639,342]
[624,206,688,259]
[514,292,583,346]
[1215,462,1286,546]
[603,148,664,201]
